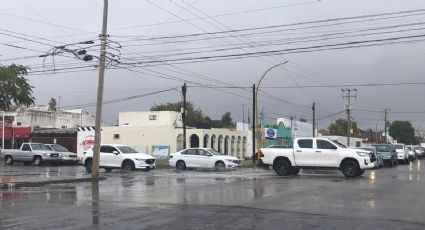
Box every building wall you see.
[15,109,95,129]
[119,111,182,127]
[102,126,251,159]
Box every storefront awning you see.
[0,127,32,139]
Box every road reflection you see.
[91,180,100,227]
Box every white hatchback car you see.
[83,144,156,172]
[169,148,240,170]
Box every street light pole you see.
[92,0,109,179]
[255,61,288,159]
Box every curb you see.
[0,176,106,189]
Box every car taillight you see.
[259,150,264,158]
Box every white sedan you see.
[169,148,241,170]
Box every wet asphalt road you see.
[1,161,425,230]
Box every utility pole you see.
[312,102,316,137]
[182,83,187,149]
[92,0,109,179]
[342,88,357,147]
[252,84,256,163]
[1,111,4,150]
[242,104,245,131]
[384,109,388,143]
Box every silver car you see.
[45,144,79,165]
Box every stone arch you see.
[176,134,184,151]
[224,136,230,155]
[190,134,200,148]
[203,134,209,148]
[218,135,223,153]
[231,136,235,156]
[211,134,217,150]
[237,136,242,158]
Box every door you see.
[99,145,118,167]
[20,143,32,161]
[314,139,339,167]
[181,149,198,167]
[197,149,214,167]
[293,139,315,166]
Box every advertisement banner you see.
[152,146,170,159]
[77,127,96,159]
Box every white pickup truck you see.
[259,138,375,177]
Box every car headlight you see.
[357,151,368,157]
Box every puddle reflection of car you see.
[44,144,79,165]
[169,148,240,171]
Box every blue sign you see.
[267,129,276,137]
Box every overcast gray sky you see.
[2,0,425,132]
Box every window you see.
[317,140,337,150]
[113,134,120,139]
[149,115,157,120]
[61,126,67,129]
[22,144,31,151]
[297,139,313,148]
[183,149,198,155]
[17,122,21,126]
[199,149,211,156]
[100,146,118,153]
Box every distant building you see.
[276,117,313,138]
[102,111,251,159]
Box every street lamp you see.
[255,60,288,158]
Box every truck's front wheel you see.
[341,160,360,177]
[33,156,43,166]
[274,159,291,176]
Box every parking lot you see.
[1,161,425,230]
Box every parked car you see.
[2,142,68,166]
[393,144,409,164]
[169,148,240,170]
[372,144,398,166]
[406,145,416,161]
[358,147,383,168]
[82,144,156,172]
[44,144,79,165]
[260,137,375,177]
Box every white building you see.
[102,111,252,159]
[6,106,95,129]
[318,134,363,148]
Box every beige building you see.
[102,111,252,159]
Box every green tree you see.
[221,111,234,127]
[328,118,361,137]
[0,64,34,110]
[389,120,415,144]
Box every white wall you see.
[15,109,95,129]
[119,111,182,127]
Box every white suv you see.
[83,144,156,172]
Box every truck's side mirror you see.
[112,150,119,155]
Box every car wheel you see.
[5,156,13,165]
[85,159,93,173]
[290,168,301,175]
[104,167,113,172]
[176,160,186,171]
[33,156,43,166]
[341,160,360,177]
[274,159,291,176]
[215,161,226,171]
[122,161,135,172]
